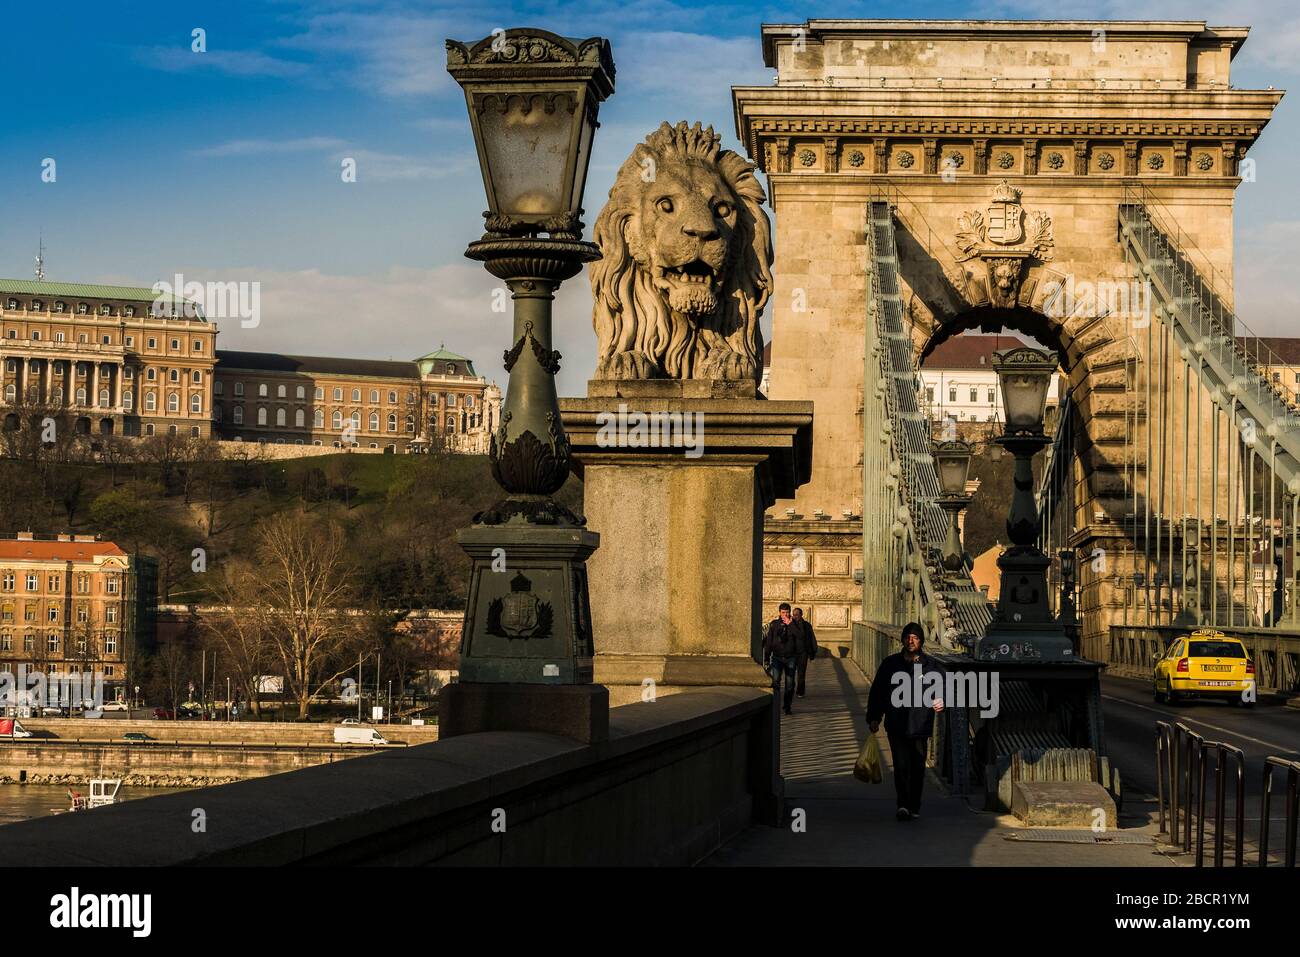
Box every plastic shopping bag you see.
[854,733,883,784]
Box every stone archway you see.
[99,418,115,435]
[74,417,91,435]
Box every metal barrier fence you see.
[1260,756,1300,868]
[1156,719,1299,867]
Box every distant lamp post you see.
[933,439,973,572]
[440,30,615,743]
[975,346,1074,662]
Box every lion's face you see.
[626,160,739,319]
[992,261,1018,294]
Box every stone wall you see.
[0,740,382,787]
[0,688,780,866]
[15,718,440,746]
[763,519,862,654]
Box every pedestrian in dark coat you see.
[865,622,946,821]
[762,602,808,715]
[792,607,818,697]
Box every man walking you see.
[762,602,805,715]
[865,622,945,821]
[792,607,818,697]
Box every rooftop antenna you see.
[34,233,46,282]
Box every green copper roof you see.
[416,346,469,362]
[0,278,196,305]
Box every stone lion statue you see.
[590,121,773,383]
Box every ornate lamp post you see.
[974,346,1074,661]
[933,439,974,572]
[440,30,615,742]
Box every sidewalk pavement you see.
[704,654,1184,866]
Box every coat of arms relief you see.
[953,181,1055,308]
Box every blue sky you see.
[2,0,1297,394]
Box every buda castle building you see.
[0,279,498,453]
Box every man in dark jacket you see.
[792,607,818,697]
[865,622,946,821]
[762,602,806,715]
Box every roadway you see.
[1100,673,1300,862]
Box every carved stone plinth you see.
[561,380,812,705]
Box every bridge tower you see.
[735,19,1283,656]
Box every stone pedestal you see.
[439,682,609,744]
[560,380,813,704]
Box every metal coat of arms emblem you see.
[487,571,554,639]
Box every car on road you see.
[1153,629,1255,706]
[123,731,154,743]
[100,701,129,712]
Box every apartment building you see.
[0,533,158,701]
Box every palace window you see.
[191,394,202,413]
[193,370,202,384]
[351,388,361,402]
[147,337,157,349]
[105,633,117,653]
[445,393,456,406]
[100,304,112,316]
[331,410,343,429]
[295,408,305,427]
[77,303,89,314]
[277,384,286,398]
[54,301,65,313]
[144,392,157,412]
[47,574,59,591]
[99,389,110,407]
[257,407,267,426]
[146,367,157,381]
[47,634,59,653]
[987,388,996,403]
[275,408,286,427]
[387,413,397,432]
[406,415,415,433]
[194,340,203,352]
[47,606,58,622]
[232,406,244,425]
[124,306,135,317]
[446,415,456,432]
[75,387,87,406]
[123,390,133,411]
[234,381,244,397]
[214,380,223,396]
[258,383,268,398]
[296,385,305,400]
[948,388,957,402]
[315,387,324,401]
[970,388,978,403]
[350,411,362,429]
[167,393,179,413]
[466,395,474,408]
[25,575,37,591]
[314,409,324,428]
[170,338,179,350]
[31,300,42,311]
[388,391,397,403]
[370,389,379,403]
[367,412,378,431]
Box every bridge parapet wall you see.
[0,688,779,866]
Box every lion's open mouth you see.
[659,259,718,286]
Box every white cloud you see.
[331,148,473,182]
[140,46,310,79]
[157,264,598,396]
[191,136,347,158]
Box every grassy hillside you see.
[0,439,584,610]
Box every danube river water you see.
[0,785,189,827]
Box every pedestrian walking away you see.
[791,607,818,697]
[762,602,808,715]
[865,621,946,821]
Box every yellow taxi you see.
[1152,629,1255,707]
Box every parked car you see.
[100,701,128,712]
[338,717,362,725]
[153,708,177,720]
[40,706,65,717]
[122,731,154,743]
[1153,629,1255,706]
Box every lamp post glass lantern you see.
[993,346,1056,434]
[933,439,974,572]
[443,30,614,717]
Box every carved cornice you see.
[744,117,1268,138]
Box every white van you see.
[333,726,387,745]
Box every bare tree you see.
[200,562,274,718]
[250,512,364,719]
